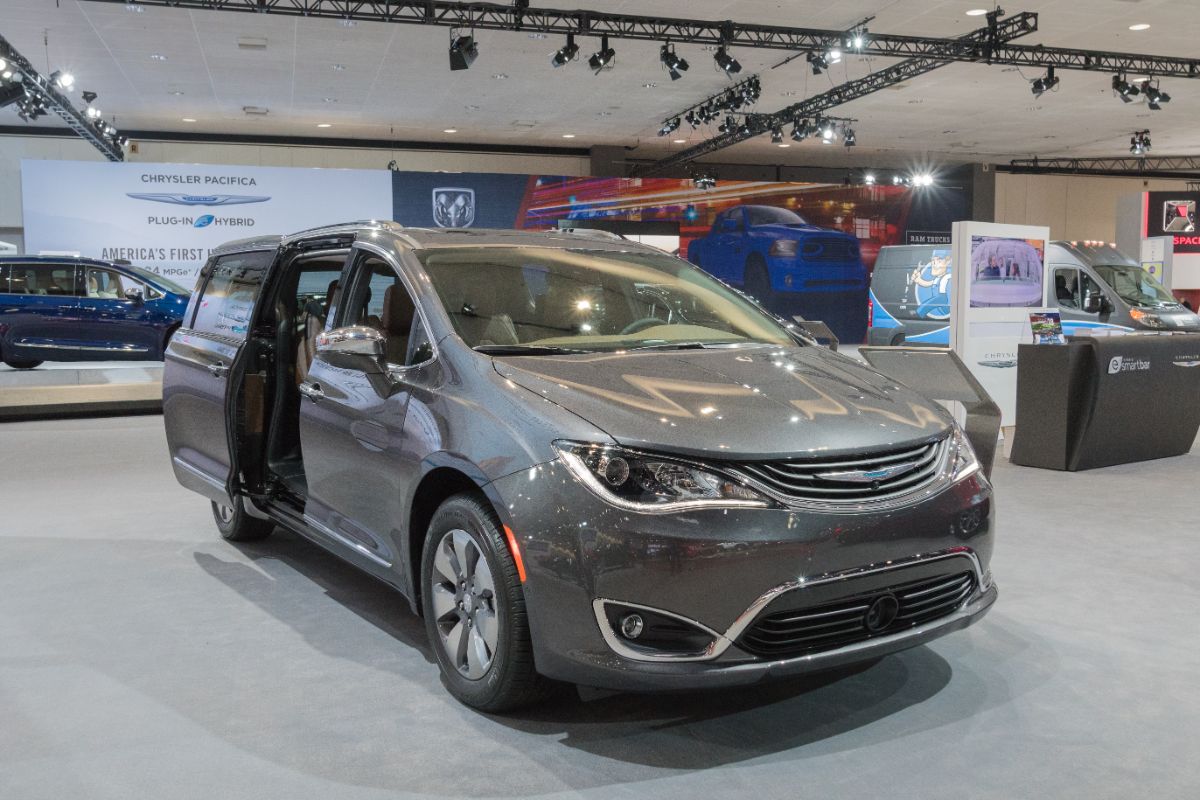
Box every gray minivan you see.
[163,221,996,711]
[868,241,1200,345]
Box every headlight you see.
[769,240,798,257]
[555,442,775,512]
[1129,308,1165,328]
[949,426,981,483]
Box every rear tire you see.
[421,493,550,712]
[211,498,273,542]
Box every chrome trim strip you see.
[595,548,985,664]
[16,341,150,352]
[302,513,392,569]
[171,456,227,493]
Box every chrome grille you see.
[799,235,859,262]
[733,438,947,505]
[738,569,976,658]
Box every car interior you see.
[239,247,434,507]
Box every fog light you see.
[620,613,644,639]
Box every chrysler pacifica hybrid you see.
[163,221,996,711]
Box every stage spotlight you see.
[863,173,876,185]
[714,46,741,76]
[1144,81,1171,110]
[790,119,807,142]
[738,117,753,136]
[843,127,856,147]
[658,117,681,137]
[718,114,737,135]
[588,35,616,73]
[693,172,716,190]
[770,126,784,144]
[1031,66,1059,97]
[848,30,867,50]
[807,51,828,75]
[81,90,98,104]
[820,121,836,142]
[448,34,478,71]
[551,34,579,67]
[1112,74,1140,103]
[1130,129,1151,155]
[660,43,689,81]
[827,48,843,65]
[50,70,75,89]
[85,105,101,119]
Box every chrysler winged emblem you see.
[126,193,270,206]
[815,461,920,483]
[433,187,475,228]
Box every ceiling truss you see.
[1004,155,1200,179]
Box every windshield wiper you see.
[628,341,756,352]
[473,344,590,356]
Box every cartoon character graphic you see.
[910,249,952,319]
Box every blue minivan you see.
[0,256,191,369]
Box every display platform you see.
[0,361,162,419]
[1010,333,1200,470]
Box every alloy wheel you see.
[215,503,235,524]
[430,529,499,680]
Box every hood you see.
[493,346,952,461]
[750,223,830,238]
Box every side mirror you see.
[1082,291,1105,314]
[317,325,386,359]
[123,286,144,303]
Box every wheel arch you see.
[404,459,510,617]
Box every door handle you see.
[299,381,325,401]
[207,361,229,378]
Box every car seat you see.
[296,279,339,384]
[382,284,416,364]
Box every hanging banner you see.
[20,160,392,285]
[951,221,1052,425]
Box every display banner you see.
[20,160,392,285]
[950,221,1052,425]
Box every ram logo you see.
[433,187,475,228]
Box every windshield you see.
[123,263,192,295]
[418,246,799,353]
[746,206,808,226]
[1091,264,1177,307]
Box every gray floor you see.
[1,416,1198,799]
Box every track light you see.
[1144,80,1171,110]
[713,46,741,76]
[588,35,616,73]
[658,117,681,137]
[1130,129,1151,155]
[1112,73,1140,103]
[660,43,689,81]
[1031,66,1059,97]
[448,34,478,71]
[551,33,578,67]
[807,51,828,75]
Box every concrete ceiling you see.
[3,0,1199,169]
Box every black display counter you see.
[1010,333,1200,471]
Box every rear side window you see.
[191,251,274,340]
[5,263,79,296]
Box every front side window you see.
[85,268,139,299]
[340,254,425,366]
[6,263,79,296]
[191,251,273,340]
[418,246,799,353]
[1091,264,1176,307]
[1053,267,1080,309]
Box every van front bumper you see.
[490,459,995,692]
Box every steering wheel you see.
[620,317,667,335]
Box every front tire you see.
[211,498,273,542]
[421,493,548,712]
[744,256,778,308]
[2,357,43,369]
